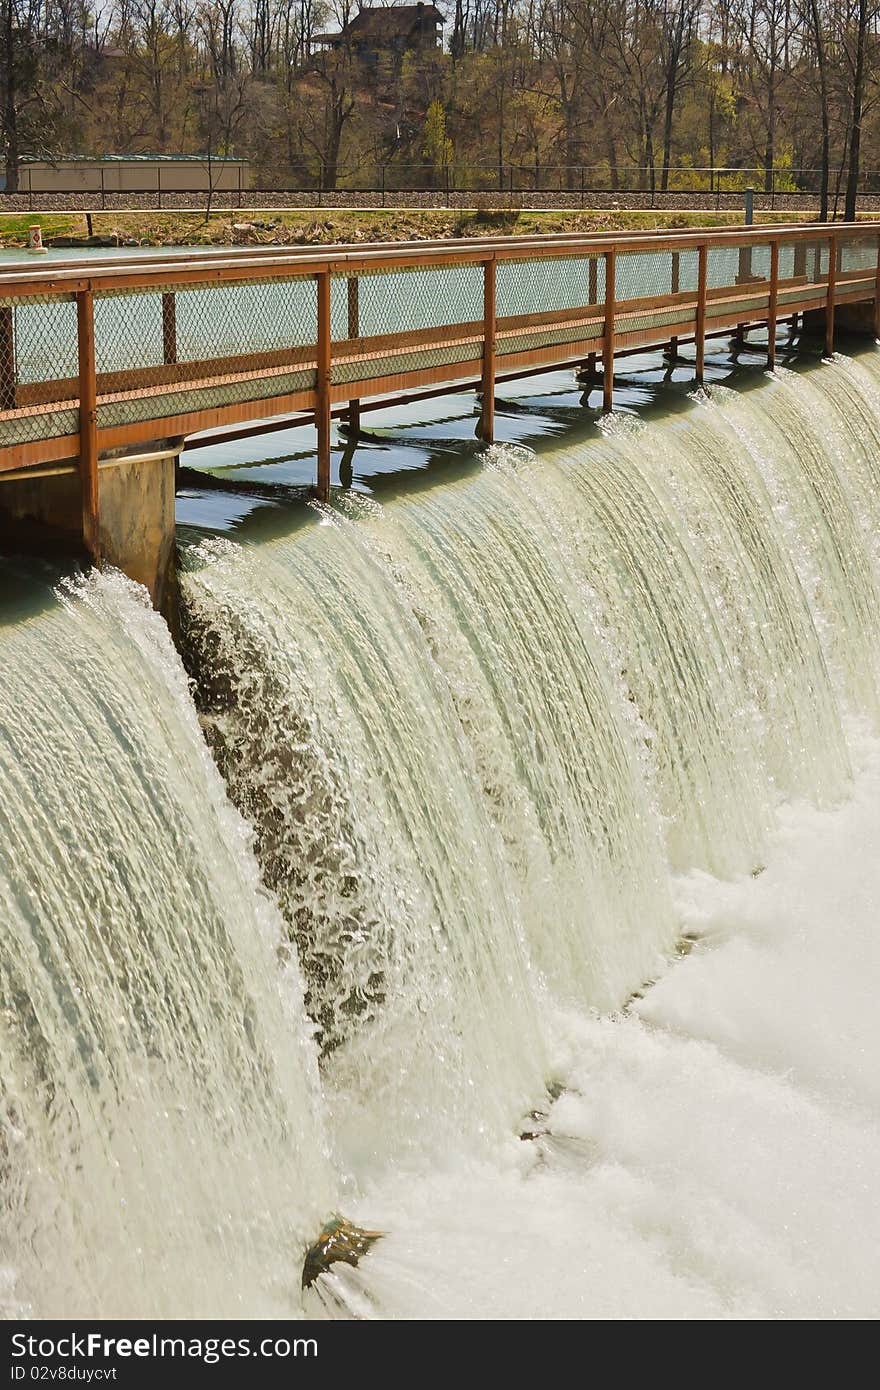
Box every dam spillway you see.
[2,327,880,1317]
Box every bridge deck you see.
[1,222,878,555]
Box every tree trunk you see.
[2,0,19,193]
[605,128,619,191]
[845,0,867,221]
[644,115,656,197]
[661,79,675,192]
[808,0,830,221]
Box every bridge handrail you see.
[1,221,878,297]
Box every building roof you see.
[21,154,247,164]
[315,4,444,45]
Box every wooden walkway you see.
[1,222,878,558]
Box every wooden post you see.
[825,234,836,358]
[161,292,177,365]
[695,242,708,384]
[76,289,100,562]
[346,276,361,437]
[316,270,332,500]
[874,233,880,338]
[0,305,15,411]
[602,248,616,412]
[480,258,496,443]
[767,239,779,371]
[668,250,680,359]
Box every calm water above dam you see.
[3,326,880,1318]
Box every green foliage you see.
[423,99,453,176]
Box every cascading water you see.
[0,570,333,1318]
[5,348,880,1318]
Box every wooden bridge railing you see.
[1,222,879,557]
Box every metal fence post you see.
[585,255,598,377]
[76,288,100,562]
[695,242,708,383]
[480,258,496,443]
[316,269,332,500]
[346,275,360,437]
[603,249,616,412]
[0,306,15,410]
[668,250,680,360]
[162,292,177,365]
[767,239,779,370]
[825,233,837,357]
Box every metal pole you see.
[603,249,616,412]
[346,275,360,437]
[745,186,754,225]
[825,234,837,357]
[695,242,708,384]
[586,255,598,378]
[315,270,332,500]
[668,250,680,359]
[480,258,496,443]
[0,303,15,405]
[161,292,177,365]
[0,306,15,411]
[76,288,100,562]
[767,239,779,371]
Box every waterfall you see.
[0,570,333,1318]
[181,351,880,1185]
[5,348,880,1317]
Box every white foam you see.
[330,730,880,1319]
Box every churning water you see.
[4,346,880,1317]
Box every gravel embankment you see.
[2,188,879,214]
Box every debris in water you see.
[302,1216,383,1288]
[520,1107,549,1141]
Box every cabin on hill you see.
[313,4,444,66]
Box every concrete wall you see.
[802,300,878,339]
[0,449,179,619]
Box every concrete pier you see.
[0,444,180,617]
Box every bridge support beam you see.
[0,445,180,619]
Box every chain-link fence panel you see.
[0,294,80,447]
[333,263,485,337]
[496,255,604,318]
[494,254,605,360]
[93,275,319,430]
[330,263,486,388]
[838,236,878,276]
[614,248,699,337]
